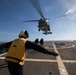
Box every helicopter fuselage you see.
[25,0,52,35]
[38,18,52,34]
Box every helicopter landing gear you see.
[38,29,40,31]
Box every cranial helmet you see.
[19,30,29,38]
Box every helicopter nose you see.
[43,29,46,31]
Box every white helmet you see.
[19,30,29,38]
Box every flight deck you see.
[0,41,76,75]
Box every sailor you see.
[40,38,44,46]
[0,30,58,75]
[34,38,39,44]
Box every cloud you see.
[59,0,76,13]
[70,7,76,14]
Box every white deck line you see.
[25,59,76,63]
[26,59,57,62]
[0,53,7,56]
[44,44,75,49]
[63,60,76,63]
[53,43,69,75]
[0,57,76,63]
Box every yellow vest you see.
[5,38,27,66]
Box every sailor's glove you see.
[47,51,58,56]
[50,52,58,56]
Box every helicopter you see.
[23,0,52,35]
[23,0,70,35]
[23,17,52,35]
[38,18,52,35]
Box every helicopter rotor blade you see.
[50,9,72,19]
[50,14,68,19]
[29,0,45,19]
[23,20,39,22]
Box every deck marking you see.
[53,43,69,75]
[44,44,75,49]
[0,56,76,63]
[0,53,7,56]
[25,59,57,62]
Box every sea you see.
[0,40,75,54]
[0,42,9,54]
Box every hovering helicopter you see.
[38,18,52,35]
[23,0,52,35]
[23,17,52,35]
[23,0,70,35]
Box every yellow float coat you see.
[5,38,27,66]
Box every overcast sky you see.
[0,0,76,42]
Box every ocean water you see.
[0,42,8,54]
[0,42,7,45]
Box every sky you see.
[0,0,76,42]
